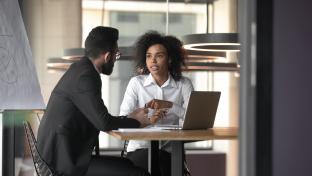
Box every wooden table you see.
[108,127,238,176]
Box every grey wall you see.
[273,0,312,176]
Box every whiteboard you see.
[0,0,45,109]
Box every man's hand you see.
[146,99,173,109]
[128,108,151,128]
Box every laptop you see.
[153,91,221,130]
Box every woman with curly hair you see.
[120,31,193,176]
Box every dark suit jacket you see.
[37,57,140,176]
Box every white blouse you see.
[119,73,194,152]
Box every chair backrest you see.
[23,121,56,176]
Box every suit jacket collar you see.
[80,56,100,74]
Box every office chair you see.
[23,121,57,176]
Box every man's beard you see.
[101,56,114,75]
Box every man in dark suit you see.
[37,26,152,176]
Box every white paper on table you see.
[113,127,170,132]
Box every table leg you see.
[171,141,184,176]
[148,140,159,176]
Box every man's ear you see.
[102,52,111,63]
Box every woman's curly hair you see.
[134,31,186,81]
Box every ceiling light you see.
[47,58,73,71]
[62,48,84,60]
[184,62,240,72]
[186,50,226,61]
[182,33,240,52]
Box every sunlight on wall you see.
[82,0,206,45]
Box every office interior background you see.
[1,0,312,176]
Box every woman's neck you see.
[152,73,169,87]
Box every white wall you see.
[23,0,82,104]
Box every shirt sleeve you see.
[119,77,138,116]
[72,74,140,131]
[169,77,194,119]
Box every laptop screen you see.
[181,91,221,130]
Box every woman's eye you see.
[157,54,164,59]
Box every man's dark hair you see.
[135,31,186,81]
[84,26,119,59]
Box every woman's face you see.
[145,44,169,76]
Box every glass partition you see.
[82,1,238,176]
[19,0,239,175]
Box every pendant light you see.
[182,1,240,54]
[183,33,240,52]
[182,0,240,71]
[62,48,84,60]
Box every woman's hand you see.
[149,109,167,124]
[146,99,173,109]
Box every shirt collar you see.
[143,73,177,88]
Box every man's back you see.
[37,58,140,176]
[37,58,101,175]
[36,26,152,176]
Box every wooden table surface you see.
[108,127,238,141]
